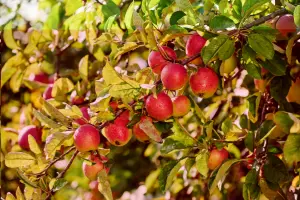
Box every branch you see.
[242,8,288,29]
[45,150,79,200]
[33,146,76,177]
[180,54,202,65]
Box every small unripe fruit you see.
[287,78,300,104]
[83,155,104,180]
[43,85,53,100]
[114,110,130,126]
[186,33,207,57]
[208,148,229,170]
[276,14,297,37]
[102,123,132,146]
[145,92,173,121]
[220,55,237,76]
[172,95,191,117]
[18,125,42,150]
[148,46,177,74]
[75,107,90,125]
[133,116,152,142]
[74,124,100,152]
[190,67,219,98]
[28,72,49,84]
[161,63,188,90]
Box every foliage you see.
[1,0,300,199]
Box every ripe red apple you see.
[186,33,207,57]
[74,124,100,152]
[148,46,177,74]
[114,110,130,126]
[28,72,49,84]
[172,95,191,117]
[82,155,105,180]
[161,63,188,90]
[145,92,173,121]
[43,85,53,100]
[208,148,229,170]
[18,125,42,150]
[276,14,297,37]
[190,67,219,98]
[102,123,132,146]
[133,116,152,142]
[75,107,90,125]
[70,91,85,105]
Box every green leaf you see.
[159,159,186,192]
[242,0,268,18]
[244,131,254,151]
[41,98,71,126]
[52,178,68,192]
[195,151,209,178]
[263,154,288,184]
[1,53,25,88]
[5,193,16,200]
[161,121,195,154]
[28,135,42,155]
[9,69,24,93]
[124,1,135,34]
[52,78,74,100]
[284,134,300,165]
[259,55,286,76]
[79,55,89,81]
[102,0,120,20]
[16,187,25,200]
[221,118,233,134]
[139,118,162,143]
[170,11,186,25]
[16,169,38,188]
[273,111,294,134]
[97,170,113,200]
[4,21,19,50]
[247,93,261,123]
[248,33,274,60]
[259,178,285,200]
[33,109,62,129]
[201,35,235,64]
[270,75,291,104]
[104,15,117,32]
[244,64,261,79]
[102,61,123,85]
[243,169,260,200]
[209,15,235,30]
[258,120,275,141]
[294,5,300,27]
[209,159,240,194]
[45,3,63,29]
[65,0,82,16]
[232,0,242,20]
[45,132,73,159]
[175,0,197,25]
[251,25,278,42]
[5,152,36,168]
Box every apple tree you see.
[1,0,300,199]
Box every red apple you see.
[161,63,188,90]
[276,14,297,37]
[133,116,153,142]
[114,110,130,126]
[70,90,85,105]
[18,125,42,150]
[190,67,219,98]
[208,148,229,170]
[172,95,191,117]
[28,72,49,84]
[186,33,207,57]
[102,123,132,146]
[74,124,100,152]
[145,92,173,121]
[43,85,53,100]
[148,46,177,74]
[75,107,90,125]
[82,155,105,180]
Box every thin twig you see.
[242,8,288,29]
[33,146,76,176]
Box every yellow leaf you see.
[4,21,19,50]
[5,152,36,168]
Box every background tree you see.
[1,0,300,199]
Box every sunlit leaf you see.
[5,152,36,168]
[4,21,19,50]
